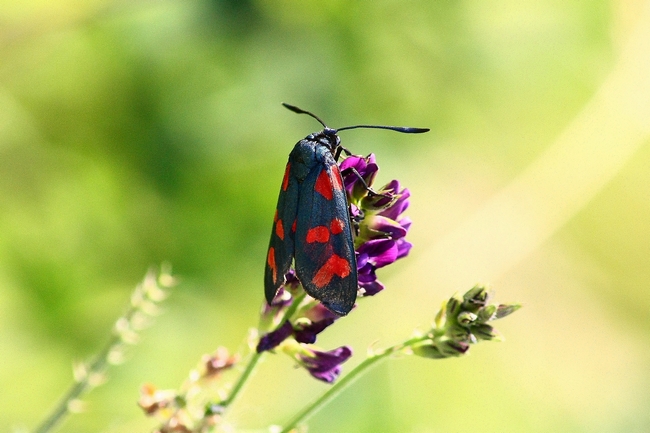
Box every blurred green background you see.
[2,0,650,432]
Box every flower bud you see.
[447,325,470,342]
[496,303,522,319]
[462,285,490,312]
[256,320,293,353]
[420,286,521,361]
[412,342,446,359]
[457,311,478,327]
[471,323,499,341]
[437,339,470,357]
[446,295,462,318]
[434,300,447,329]
[340,154,379,201]
[360,191,397,212]
[378,181,410,220]
[477,304,497,322]
[201,347,238,378]
[297,345,353,383]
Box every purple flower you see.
[293,304,339,344]
[396,239,412,260]
[349,203,362,220]
[258,303,341,351]
[293,318,335,344]
[340,154,379,200]
[261,270,302,321]
[256,320,293,352]
[357,264,384,296]
[378,181,410,220]
[357,240,395,296]
[299,346,353,383]
[391,217,413,260]
[370,215,407,239]
[358,239,398,268]
[350,178,412,296]
[262,288,293,316]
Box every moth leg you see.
[334,145,352,160]
[340,167,391,199]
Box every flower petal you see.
[370,216,408,239]
[299,346,353,383]
[359,279,385,296]
[379,186,410,220]
[294,318,336,344]
[358,239,398,268]
[256,320,293,352]
[396,238,413,259]
[341,154,379,199]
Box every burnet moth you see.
[264,103,429,316]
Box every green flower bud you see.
[471,323,498,341]
[360,191,397,212]
[462,285,490,312]
[434,300,447,329]
[457,311,478,327]
[412,342,446,359]
[446,295,462,318]
[420,284,521,363]
[496,303,522,319]
[447,325,470,342]
[438,339,470,357]
[477,304,497,322]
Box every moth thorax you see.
[314,130,340,150]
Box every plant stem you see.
[279,336,425,433]
[222,350,264,407]
[224,292,308,409]
[224,293,308,410]
[32,268,172,433]
[32,331,121,433]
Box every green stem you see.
[32,268,171,433]
[225,293,307,410]
[222,350,264,407]
[32,330,122,433]
[282,291,307,322]
[279,336,425,433]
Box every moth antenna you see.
[282,103,328,129]
[336,124,430,134]
[282,103,430,134]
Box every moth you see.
[264,103,428,315]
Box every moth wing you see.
[294,161,358,315]
[264,161,299,304]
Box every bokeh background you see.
[2,1,650,432]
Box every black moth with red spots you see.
[264,103,429,316]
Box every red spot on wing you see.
[275,219,285,240]
[291,219,297,233]
[282,163,291,191]
[330,218,345,234]
[330,165,343,191]
[306,226,330,243]
[315,170,333,200]
[312,254,351,288]
[267,247,277,283]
